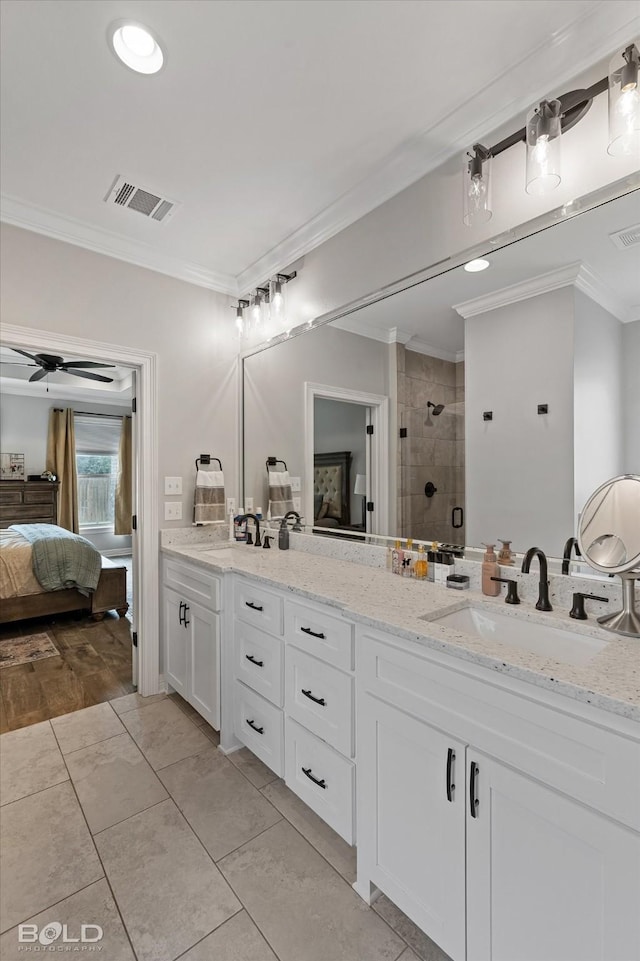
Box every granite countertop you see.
[162,543,640,723]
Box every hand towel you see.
[194,470,225,524]
[268,470,294,518]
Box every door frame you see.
[304,382,389,535]
[2,323,160,696]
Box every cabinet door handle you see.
[302,767,327,789]
[183,604,190,628]
[178,601,185,625]
[446,747,456,802]
[469,761,479,818]
[245,601,264,612]
[245,654,264,667]
[246,718,264,735]
[301,626,325,639]
[301,689,326,706]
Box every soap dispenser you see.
[482,544,501,595]
[278,518,290,550]
[498,540,514,566]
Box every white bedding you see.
[0,529,44,598]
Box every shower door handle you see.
[452,506,464,529]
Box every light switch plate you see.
[226,497,236,515]
[290,476,301,492]
[164,501,183,520]
[293,497,301,512]
[245,497,254,512]
[164,476,182,495]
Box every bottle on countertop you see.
[278,517,290,550]
[498,539,514,565]
[392,540,404,575]
[441,551,455,584]
[482,543,501,595]
[414,544,428,580]
[403,539,414,577]
[386,544,394,571]
[427,543,437,582]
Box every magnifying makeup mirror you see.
[577,474,640,637]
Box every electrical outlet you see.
[245,497,254,512]
[164,476,182,495]
[290,476,301,492]
[164,501,183,520]
[226,497,236,515]
[293,497,301,512]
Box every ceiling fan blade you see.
[61,368,114,383]
[10,348,40,362]
[29,369,48,382]
[61,361,116,370]
[1,361,37,367]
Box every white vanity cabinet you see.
[161,557,221,728]
[284,597,356,843]
[356,626,640,961]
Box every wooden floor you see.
[0,612,134,733]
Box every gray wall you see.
[243,324,389,519]
[622,320,640,473]
[573,291,624,519]
[465,287,575,557]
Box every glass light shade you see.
[250,293,262,329]
[269,278,285,329]
[526,100,562,196]
[463,148,492,226]
[608,45,640,157]
[235,306,245,337]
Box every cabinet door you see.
[164,587,188,697]
[186,600,220,729]
[360,695,466,961]
[466,751,640,961]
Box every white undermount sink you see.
[427,606,608,666]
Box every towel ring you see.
[195,455,223,471]
[266,457,288,472]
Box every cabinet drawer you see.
[285,646,354,756]
[163,558,221,611]
[234,621,284,707]
[0,489,22,505]
[285,599,353,670]
[235,580,283,636]
[359,629,640,831]
[234,681,283,777]
[24,489,56,504]
[285,718,355,844]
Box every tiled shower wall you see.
[397,345,465,543]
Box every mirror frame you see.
[240,173,640,557]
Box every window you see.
[74,415,122,530]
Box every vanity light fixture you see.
[461,39,638,222]
[234,271,297,340]
[234,299,250,337]
[108,21,165,74]
[464,258,490,272]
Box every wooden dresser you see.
[0,480,59,527]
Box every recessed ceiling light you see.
[108,20,164,75]
[464,258,490,272]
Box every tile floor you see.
[0,690,451,961]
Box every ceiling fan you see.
[5,349,116,383]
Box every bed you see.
[313,451,352,528]
[0,525,128,624]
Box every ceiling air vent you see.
[104,175,180,224]
[609,223,640,250]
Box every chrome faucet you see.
[239,513,261,547]
[521,547,552,611]
[561,537,581,576]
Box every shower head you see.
[427,401,445,416]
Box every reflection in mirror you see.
[243,188,640,559]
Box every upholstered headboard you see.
[313,451,352,527]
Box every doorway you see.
[1,324,159,707]
[304,382,389,536]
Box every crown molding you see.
[405,337,464,365]
[453,261,635,322]
[574,263,638,323]
[453,263,583,318]
[0,195,238,296]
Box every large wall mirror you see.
[243,185,639,560]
